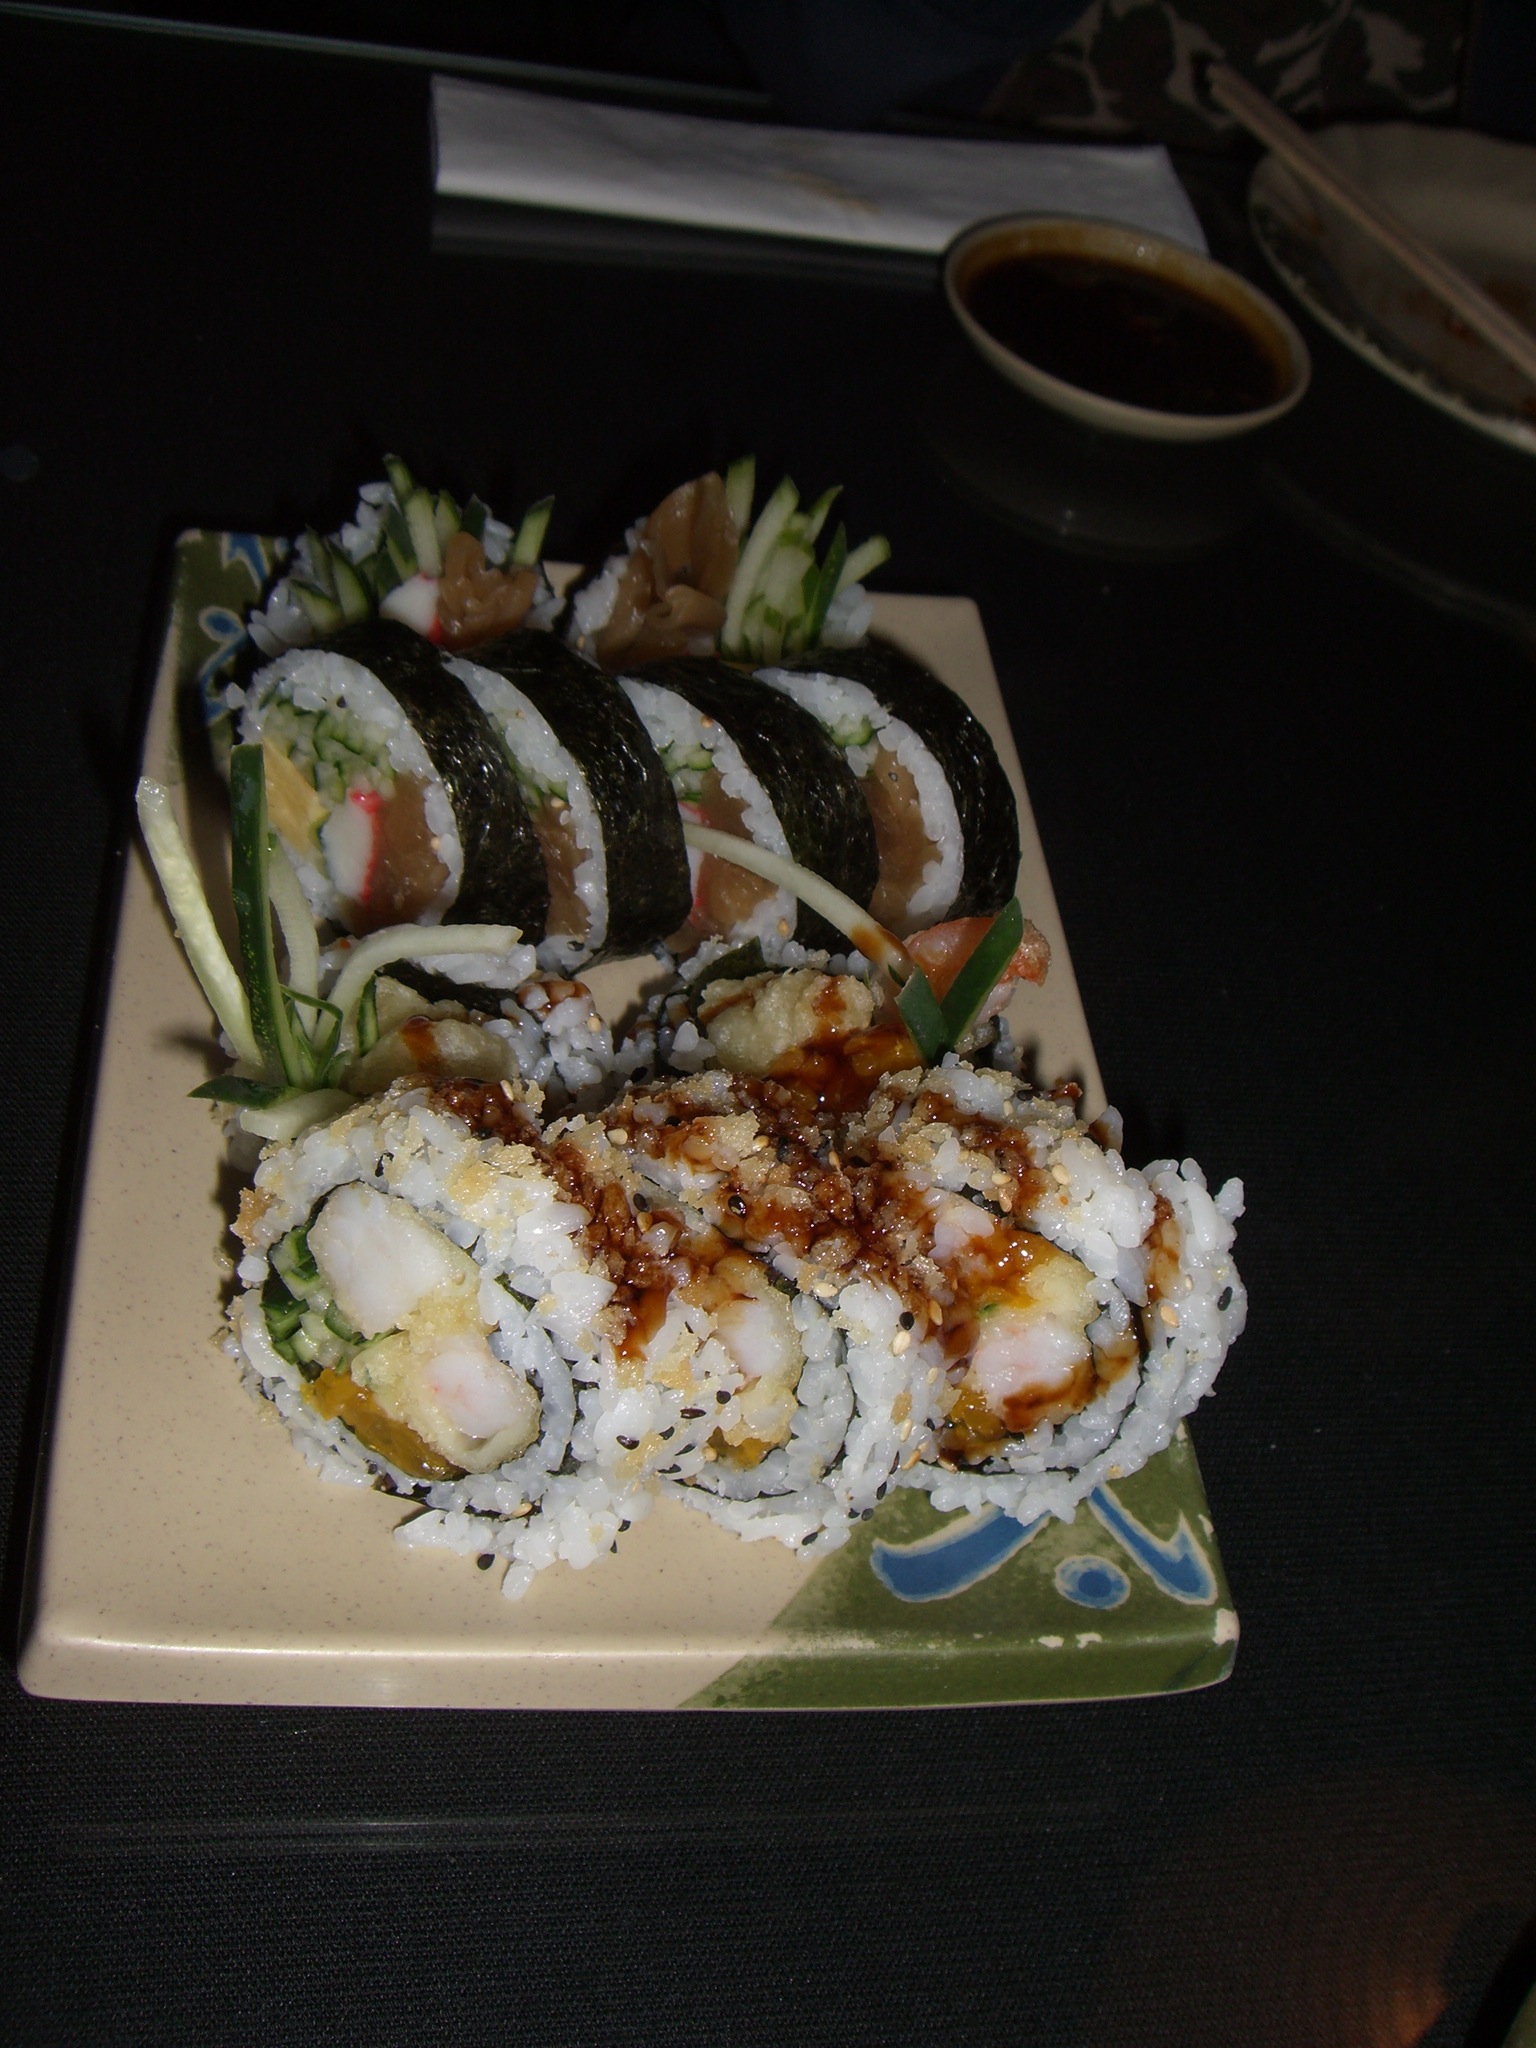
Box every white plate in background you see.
[1251,123,1536,456]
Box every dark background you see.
[2,13,1534,2045]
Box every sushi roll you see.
[610,967,1244,1538]
[589,1063,937,1553]
[567,469,740,672]
[339,974,616,1115]
[621,657,879,956]
[228,1078,632,1599]
[227,619,550,987]
[537,1108,853,1543]
[247,457,560,658]
[838,1062,1247,1525]
[568,458,891,672]
[761,640,1021,935]
[444,629,692,972]
[591,974,957,1549]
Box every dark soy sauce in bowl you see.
[963,253,1285,417]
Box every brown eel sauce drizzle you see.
[429,1045,1148,1470]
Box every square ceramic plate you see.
[19,533,1237,1709]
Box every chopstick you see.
[1206,61,1536,391]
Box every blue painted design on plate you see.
[1054,1554,1131,1609]
[197,604,249,685]
[220,531,279,587]
[1087,1486,1216,1603]
[870,1506,1044,1602]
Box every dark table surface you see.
[3,16,1534,2046]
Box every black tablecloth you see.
[3,19,1533,2045]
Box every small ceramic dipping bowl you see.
[944,214,1311,442]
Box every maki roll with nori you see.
[568,458,892,672]
[444,629,691,972]
[761,640,1021,935]
[567,469,742,672]
[228,620,549,968]
[247,456,560,657]
[621,657,879,955]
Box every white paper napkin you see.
[432,77,1207,256]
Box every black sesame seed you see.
[728,1194,747,1215]
[716,1389,731,1403]
[801,1531,818,1545]
[1216,1286,1233,1311]
[634,1195,649,1212]
[876,1483,888,1499]
[476,1554,495,1571]
[619,1521,631,1533]
[660,1426,675,1440]
[861,1508,875,1519]
[680,1407,705,1418]
[899,1311,915,1330]
[617,1435,640,1449]
[610,1541,619,1554]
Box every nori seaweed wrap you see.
[764,638,1020,933]
[231,620,549,951]
[622,656,880,955]
[446,629,692,970]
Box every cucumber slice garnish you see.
[404,487,442,578]
[511,494,553,568]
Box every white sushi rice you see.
[230,648,463,927]
[566,531,638,651]
[663,1289,857,1554]
[446,655,609,971]
[760,665,962,928]
[620,676,796,951]
[821,583,873,648]
[508,980,616,1107]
